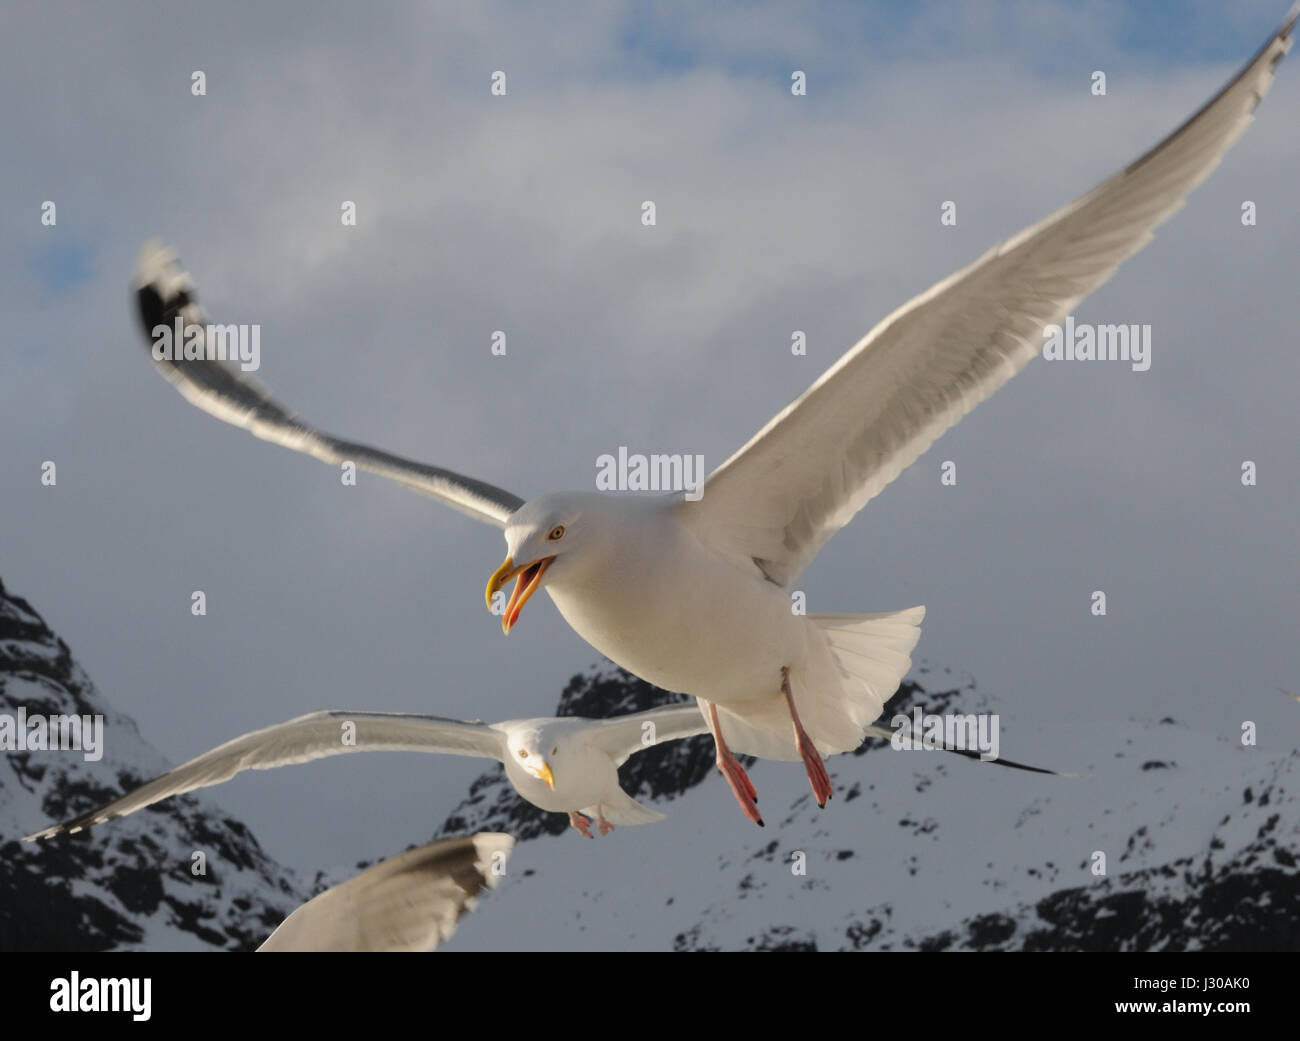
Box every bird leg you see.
[782,666,832,807]
[595,810,615,836]
[568,810,595,838]
[707,702,764,827]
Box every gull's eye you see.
[547,525,566,541]
[551,745,558,756]
[518,749,528,759]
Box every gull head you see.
[485,492,602,634]
[504,725,563,790]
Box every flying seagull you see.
[24,706,710,840]
[130,8,1298,826]
[257,833,514,952]
[21,700,1065,843]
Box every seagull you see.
[257,833,513,952]
[130,9,1297,826]
[21,699,1066,844]
[23,706,710,841]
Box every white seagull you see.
[21,702,1065,843]
[23,706,710,841]
[257,833,514,952]
[130,9,1297,826]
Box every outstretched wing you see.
[586,704,712,767]
[24,710,505,841]
[134,240,525,527]
[677,8,1297,587]
[257,833,514,952]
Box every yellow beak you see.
[535,762,555,790]
[485,556,519,610]
[485,555,555,634]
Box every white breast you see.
[544,504,809,704]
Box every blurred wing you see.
[588,704,712,766]
[133,240,524,527]
[24,711,505,841]
[677,9,1297,586]
[258,833,514,952]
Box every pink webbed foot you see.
[717,750,765,827]
[796,730,833,808]
[707,701,764,827]
[782,666,833,808]
[596,811,615,836]
[568,810,595,838]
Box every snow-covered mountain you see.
[3,574,1296,951]
[0,576,306,951]
[432,672,1300,952]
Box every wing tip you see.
[22,821,78,842]
[470,831,515,887]
[24,808,113,842]
[133,237,178,289]
[133,238,204,340]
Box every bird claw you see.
[596,813,615,836]
[569,811,595,838]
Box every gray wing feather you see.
[133,241,524,527]
[24,710,505,841]
[257,833,514,952]
[587,704,711,767]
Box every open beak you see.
[485,555,555,634]
[533,762,555,790]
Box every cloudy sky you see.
[3,0,1298,880]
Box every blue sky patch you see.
[31,237,93,294]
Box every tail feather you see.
[584,786,666,827]
[709,606,925,760]
[804,605,925,750]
